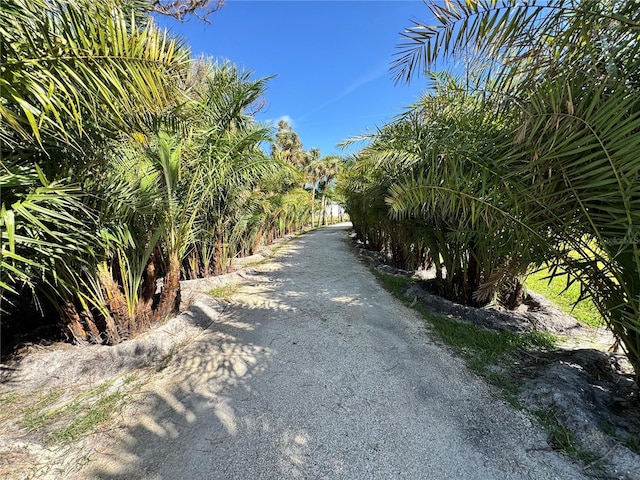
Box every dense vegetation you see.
[3,0,639,391]
[0,0,340,346]
[339,0,640,384]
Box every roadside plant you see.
[0,0,188,341]
[388,0,640,381]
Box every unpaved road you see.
[78,224,587,479]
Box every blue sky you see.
[158,0,435,157]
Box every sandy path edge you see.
[64,223,592,480]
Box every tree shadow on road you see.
[76,269,342,479]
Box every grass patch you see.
[243,259,267,268]
[371,269,557,402]
[0,392,21,423]
[0,392,19,406]
[372,269,556,361]
[373,271,413,297]
[532,408,599,464]
[22,389,65,432]
[422,309,555,405]
[21,375,137,445]
[625,436,640,455]
[427,313,556,366]
[207,284,240,299]
[526,268,603,328]
[49,388,127,444]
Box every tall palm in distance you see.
[304,148,323,228]
[317,156,343,227]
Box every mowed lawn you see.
[526,269,603,328]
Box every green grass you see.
[371,269,557,403]
[532,408,599,464]
[626,436,640,455]
[0,392,19,405]
[49,388,127,444]
[373,271,413,297]
[243,259,267,268]
[625,437,640,455]
[22,389,65,432]
[0,392,20,422]
[427,313,556,366]
[207,284,241,299]
[526,268,603,328]
[0,392,23,428]
[370,269,623,463]
[21,375,137,445]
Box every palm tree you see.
[1,0,187,341]
[1,0,188,150]
[390,0,640,381]
[274,121,305,169]
[303,148,323,228]
[184,62,274,276]
[341,88,528,304]
[2,0,313,346]
[318,156,343,226]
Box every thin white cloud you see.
[299,62,390,121]
[266,114,295,128]
[278,114,295,127]
[339,64,389,98]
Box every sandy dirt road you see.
[77,223,587,479]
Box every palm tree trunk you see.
[504,277,524,310]
[136,246,161,328]
[154,253,181,322]
[63,302,88,344]
[98,264,133,336]
[186,251,200,280]
[320,194,327,227]
[201,244,212,277]
[140,247,160,306]
[252,228,263,254]
[202,260,211,278]
[467,240,480,305]
[62,301,101,344]
[311,185,316,228]
[103,314,121,345]
[214,224,224,276]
